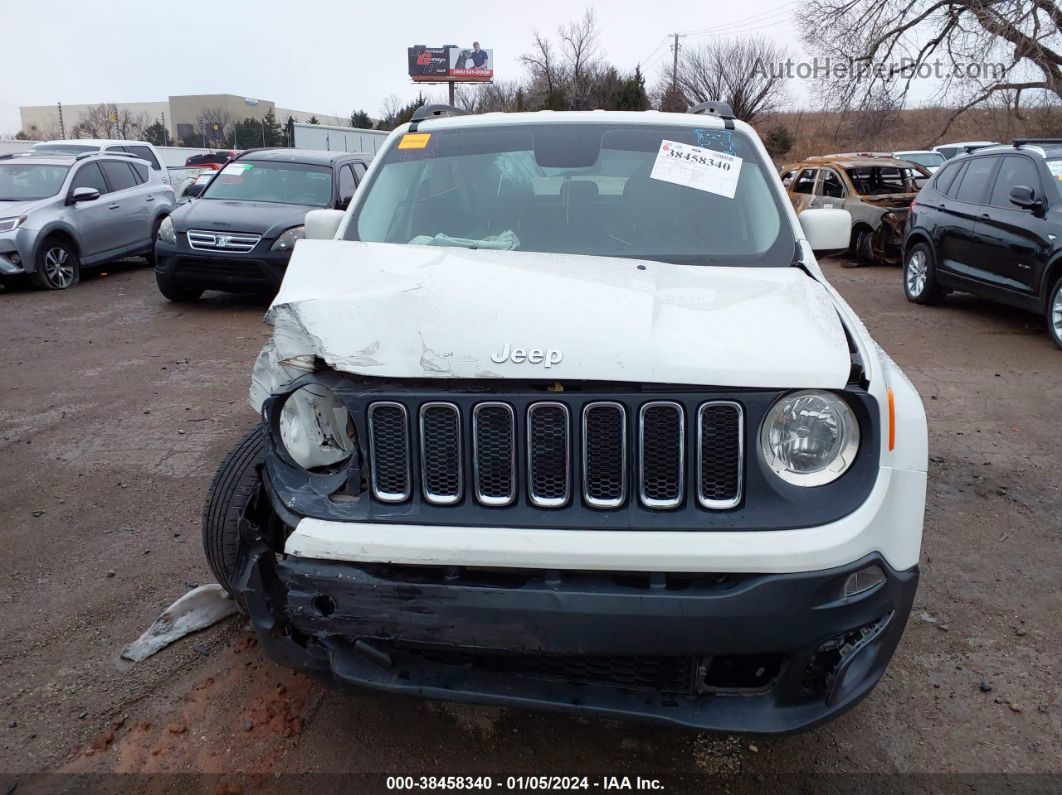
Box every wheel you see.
[155,272,203,302]
[904,242,944,305]
[202,427,266,598]
[854,227,874,264]
[31,237,79,290]
[1047,276,1062,350]
[145,216,166,267]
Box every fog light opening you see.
[844,564,886,598]
[312,594,337,617]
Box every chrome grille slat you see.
[367,402,411,503]
[187,229,262,253]
[419,402,462,505]
[472,402,516,506]
[697,401,744,510]
[527,402,571,508]
[638,402,685,510]
[582,402,627,509]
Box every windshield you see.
[898,152,944,169]
[844,166,922,195]
[0,163,70,200]
[201,161,334,206]
[32,143,98,155]
[347,123,794,266]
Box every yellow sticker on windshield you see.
[399,133,431,149]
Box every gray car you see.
[0,152,174,290]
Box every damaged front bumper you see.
[235,476,918,735]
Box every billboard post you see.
[407,43,494,106]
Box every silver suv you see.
[0,152,174,290]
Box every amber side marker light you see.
[887,388,896,451]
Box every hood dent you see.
[250,240,853,408]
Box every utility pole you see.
[57,102,65,139]
[671,33,680,92]
[261,118,266,147]
[161,111,168,146]
[201,119,206,148]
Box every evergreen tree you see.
[350,109,373,129]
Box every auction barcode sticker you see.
[650,140,742,198]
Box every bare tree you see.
[559,8,602,109]
[194,107,234,146]
[675,37,789,122]
[114,110,150,140]
[800,0,1062,140]
[77,103,119,137]
[520,31,564,94]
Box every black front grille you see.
[698,402,743,509]
[639,402,685,509]
[173,257,269,283]
[357,394,747,515]
[420,403,461,504]
[367,402,410,502]
[414,647,697,693]
[527,402,570,507]
[473,403,516,505]
[583,403,626,508]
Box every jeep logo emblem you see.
[490,344,563,368]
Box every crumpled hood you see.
[253,240,852,404]
[173,199,312,239]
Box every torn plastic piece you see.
[120,584,238,662]
[408,230,520,250]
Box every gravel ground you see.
[0,256,1059,790]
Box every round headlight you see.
[759,390,860,486]
[278,384,355,472]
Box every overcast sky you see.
[1,0,818,135]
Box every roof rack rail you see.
[687,101,736,129]
[408,104,469,132]
[1013,138,1062,146]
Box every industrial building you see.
[19,94,355,144]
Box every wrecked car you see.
[781,155,930,265]
[203,103,928,734]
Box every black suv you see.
[154,148,371,301]
[902,139,1062,348]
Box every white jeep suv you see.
[203,104,928,734]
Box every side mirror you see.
[1009,185,1043,213]
[69,187,100,204]
[304,209,345,240]
[798,208,852,252]
[183,183,206,199]
[336,195,353,211]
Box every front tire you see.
[854,227,874,264]
[904,242,943,305]
[31,237,79,290]
[155,272,203,302]
[1047,276,1062,350]
[202,427,266,597]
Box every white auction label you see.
[650,140,742,198]
[1048,160,1062,181]
[220,163,252,176]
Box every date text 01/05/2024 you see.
[384,775,666,790]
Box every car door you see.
[971,154,1052,299]
[789,168,817,213]
[66,161,116,261]
[810,168,846,210]
[934,157,998,281]
[98,160,149,251]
